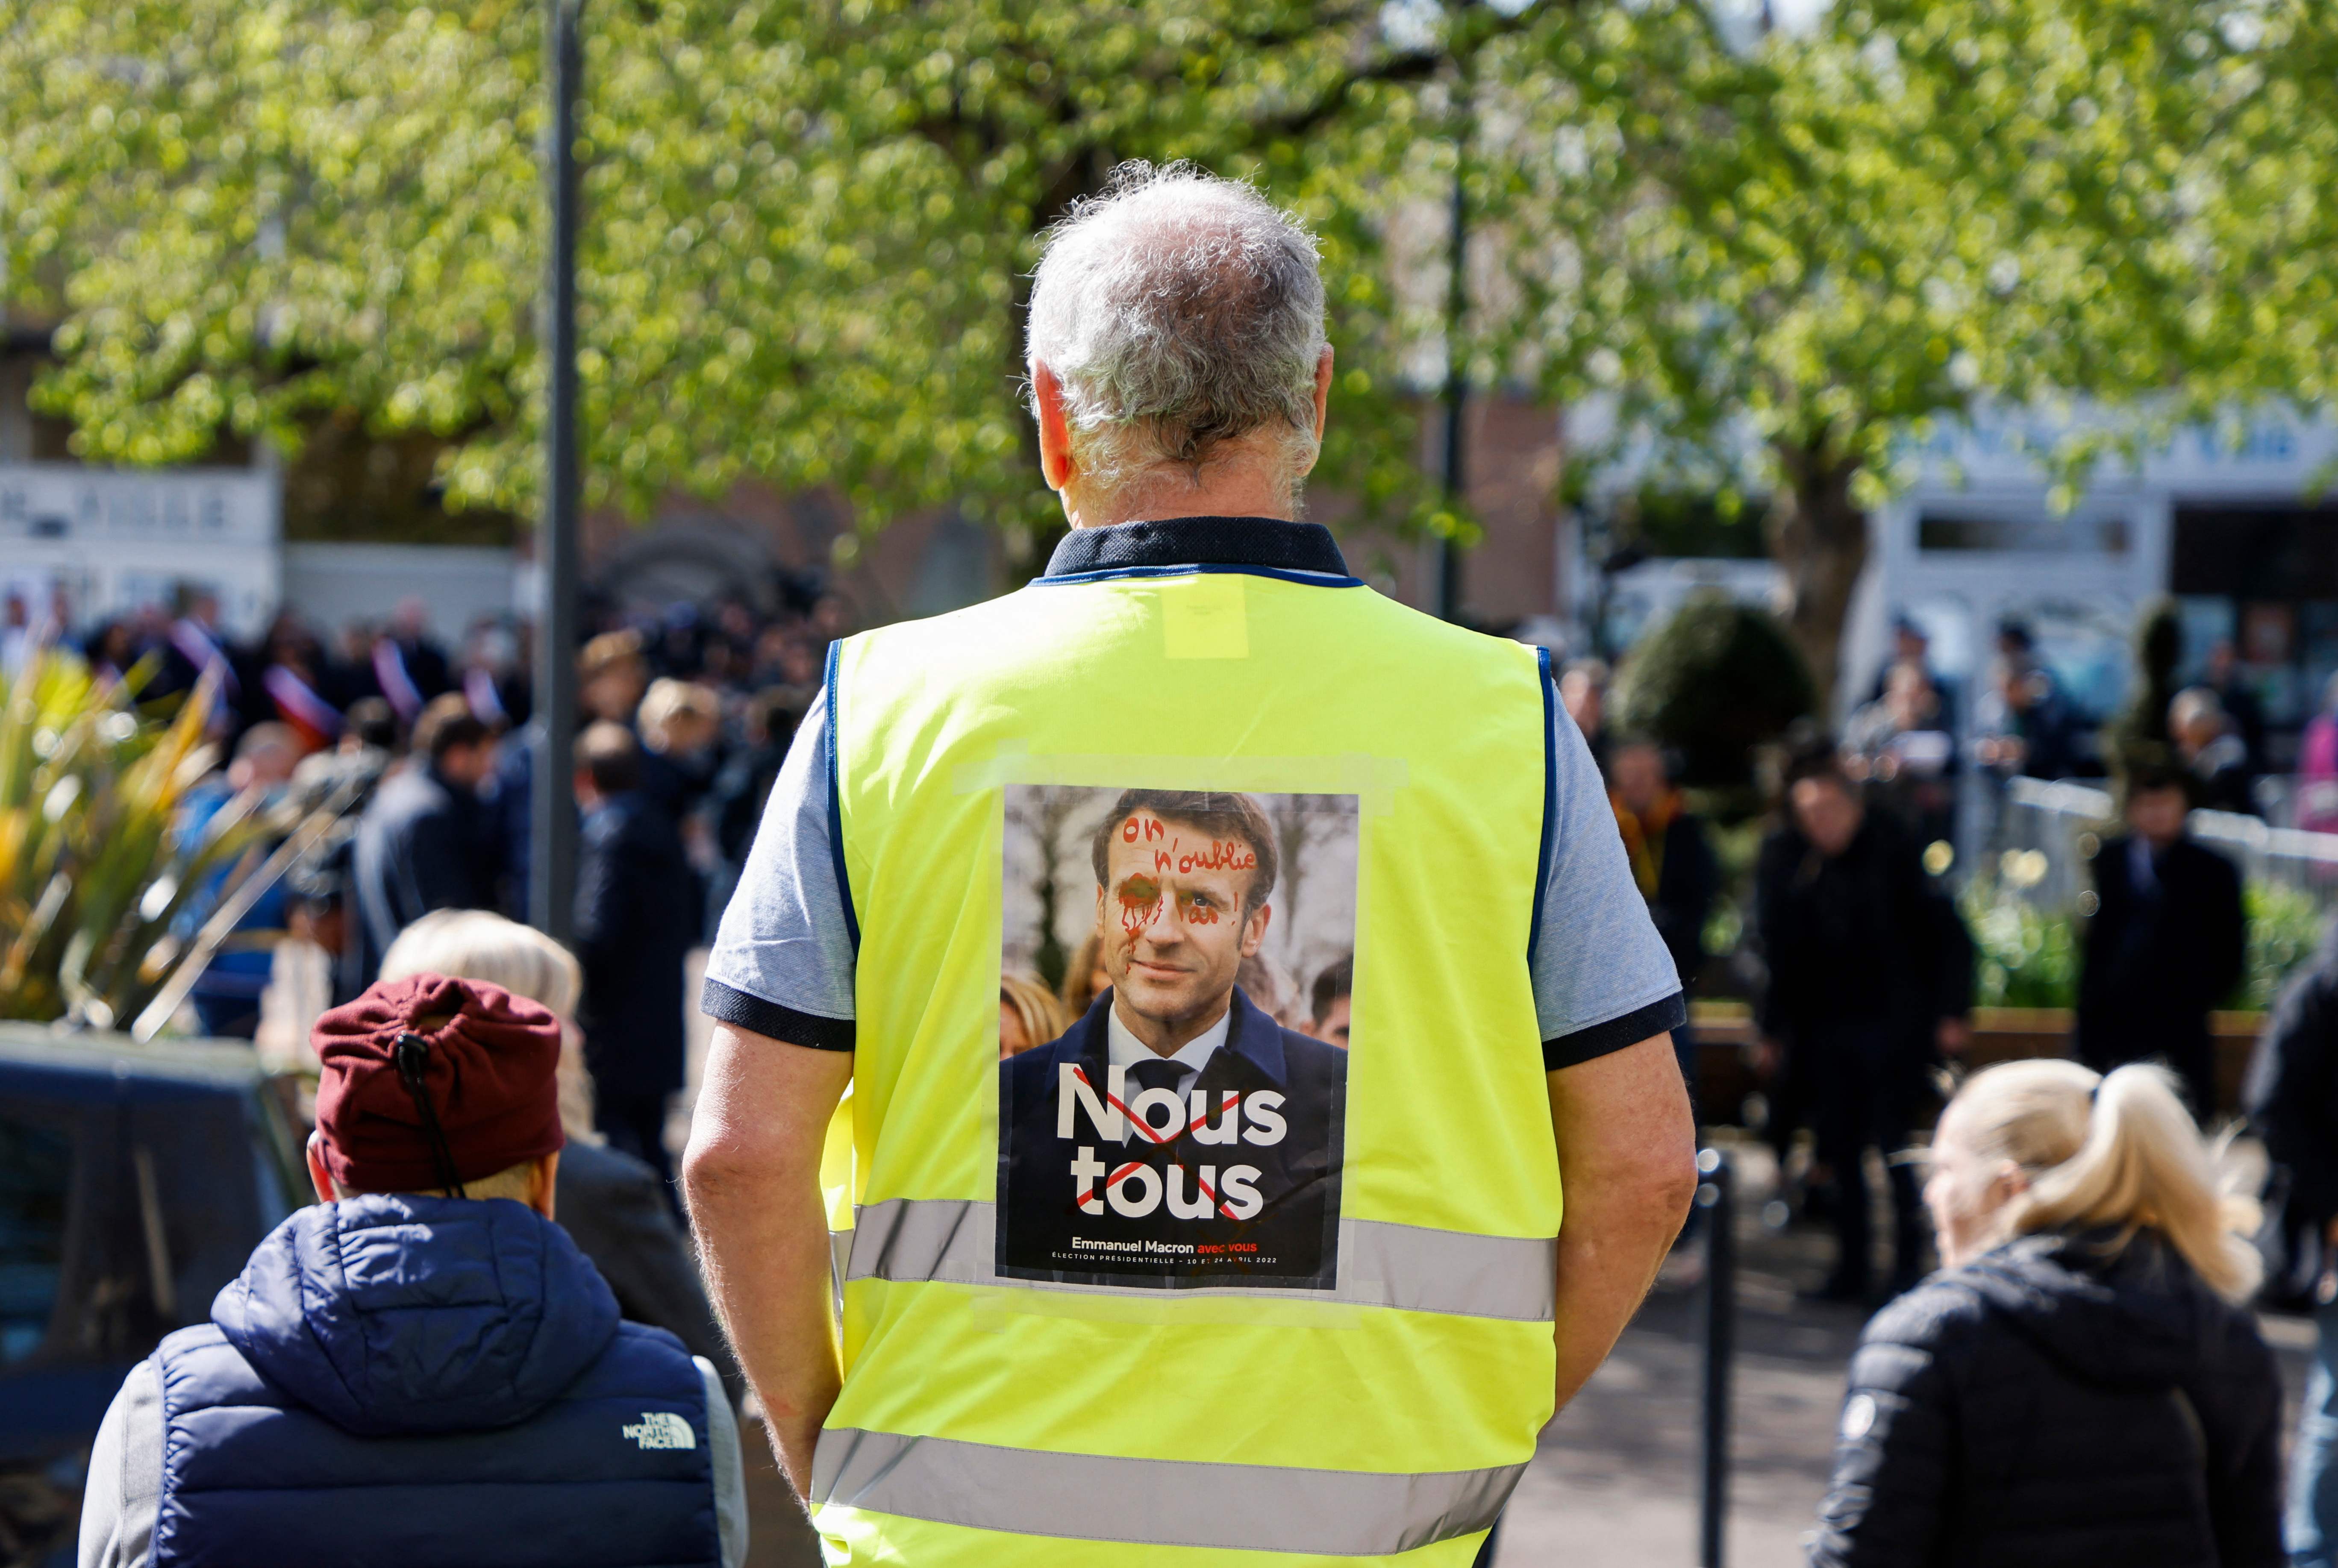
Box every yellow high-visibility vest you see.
[815,534,1561,1565]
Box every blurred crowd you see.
[1564,617,2270,1306]
[85,579,860,1191]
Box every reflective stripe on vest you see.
[813,1427,1523,1555]
[841,1197,1556,1321]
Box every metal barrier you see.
[1997,775,2338,914]
[1697,1146,1735,1568]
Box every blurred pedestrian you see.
[2297,672,2338,833]
[176,723,303,1038]
[153,583,240,708]
[1611,737,1716,1112]
[1863,614,1956,734]
[707,687,802,933]
[459,617,530,730]
[637,676,724,827]
[579,628,651,725]
[2170,685,2256,815]
[1559,657,1612,778]
[2205,636,2267,773]
[250,613,341,752]
[76,973,746,1568]
[351,693,502,984]
[1610,741,1716,1013]
[1975,650,2078,783]
[1057,928,1109,1018]
[2076,763,2246,1122]
[1845,662,1960,850]
[1809,1059,2281,1568]
[998,972,1067,1059]
[2242,926,2338,1566]
[322,619,382,712]
[1757,742,1971,1301]
[572,722,698,1192]
[371,596,453,725]
[379,908,744,1409]
[1306,953,1353,1047]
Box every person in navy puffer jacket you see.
[76,973,747,1568]
[1809,1058,2282,1568]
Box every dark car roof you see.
[0,1024,272,1099]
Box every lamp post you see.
[530,0,582,944]
[1437,159,1467,625]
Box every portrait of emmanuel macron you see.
[998,788,1348,1289]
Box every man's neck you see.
[1112,993,1233,1057]
[1063,456,1296,530]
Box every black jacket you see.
[350,762,498,978]
[2243,928,2338,1302]
[1811,1230,2284,1568]
[574,790,700,1098]
[555,1139,744,1408]
[1755,813,1970,1048]
[1645,810,1719,992]
[998,987,1346,1290]
[2076,833,2246,1075]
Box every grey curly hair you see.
[1026,162,1328,498]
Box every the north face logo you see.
[621,1411,697,1450]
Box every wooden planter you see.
[1683,1003,2267,1123]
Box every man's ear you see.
[1310,345,1334,443]
[306,1132,338,1207]
[1033,362,1076,492]
[529,1151,561,1222]
[1241,902,1273,958]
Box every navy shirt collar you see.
[1041,517,1350,580]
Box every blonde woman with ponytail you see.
[1810,1059,2284,1568]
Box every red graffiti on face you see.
[1172,839,1256,876]
[1116,873,1163,935]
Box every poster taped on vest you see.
[997,786,1354,1291]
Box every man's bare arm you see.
[682,1022,854,1498]
[1547,1032,1698,1416]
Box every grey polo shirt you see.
[703,517,1685,1071]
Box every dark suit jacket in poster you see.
[999,986,1347,1290]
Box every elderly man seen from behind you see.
[686,163,1694,1567]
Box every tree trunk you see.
[1764,437,1869,723]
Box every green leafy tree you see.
[10,0,2322,645]
[0,0,1582,558]
[1609,591,1817,789]
[1473,0,2283,703]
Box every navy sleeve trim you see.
[701,978,856,1051]
[1528,646,1557,960]
[823,642,861,954]
[1542,992,1687,1072]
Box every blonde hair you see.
[381,909,582,1019]
[1945,1059,2260,1302]
[378,909,597,1142]
[1001,972,1070,1057]
[638,678,721,752]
